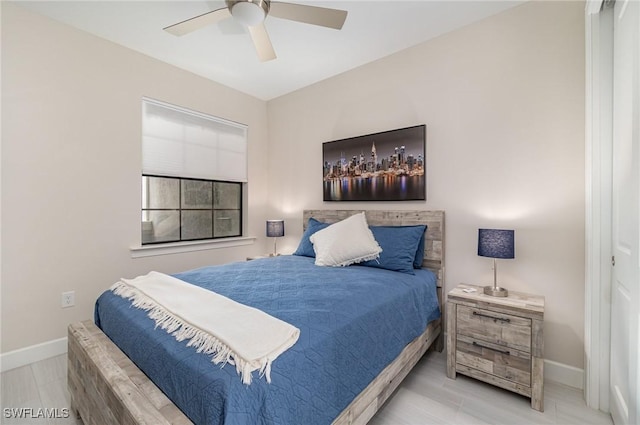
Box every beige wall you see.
[1,3,271,352]
[267,1,586,369]
[2,1,586,372]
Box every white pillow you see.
[309,212,382,267]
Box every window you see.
[142,176,242,244]
[141,99,247,245]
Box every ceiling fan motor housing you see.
[226,0,271,26]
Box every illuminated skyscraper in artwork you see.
[371,142,378,167]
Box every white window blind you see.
[142,98,248,182]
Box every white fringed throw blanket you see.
[111,271,300,385]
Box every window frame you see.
[138,98,249,250]
[141,174,243,245]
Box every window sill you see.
[130,236,256,258]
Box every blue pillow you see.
[292,218,330,257]
[360,225,426,274]
[414,230,426,268]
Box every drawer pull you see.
[472,311,511,323]
[472,341,510,355]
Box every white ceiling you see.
[15,0,525,100]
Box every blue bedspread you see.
[95,255,440,425]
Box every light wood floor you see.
[369,350,613,425]
[0,349,612,425]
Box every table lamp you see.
[478,228,515,297]
[266,219,285,256]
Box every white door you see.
[609,0,639,424]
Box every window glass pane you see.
[214,182,241,209]
[141,210,180,243]
[181,211,213,240]
[143,176,179,209]
[141,175,241,245]
[181,180,212,209]
[214,210,240,238]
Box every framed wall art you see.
[322,125,426,201]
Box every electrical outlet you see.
[61,291,75,308]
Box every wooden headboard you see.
[302,210,445,288]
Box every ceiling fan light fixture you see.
[229,0,269,27]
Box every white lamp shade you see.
[231,2,266,26]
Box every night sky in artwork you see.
[322,125,425,164]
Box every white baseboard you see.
[544,358,584,390]
[1,337,68,372]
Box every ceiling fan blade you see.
[269,2,347,30]
[248,23,276,62]
[164,7,231,36]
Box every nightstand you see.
[446,284,545,411]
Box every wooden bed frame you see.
[68,210,445,425]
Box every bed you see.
[68,209,445,425]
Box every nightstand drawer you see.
[456,305,531,353]
[456,334,531,387]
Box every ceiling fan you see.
[164,0,348,62]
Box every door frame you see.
[584,0,613,412]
